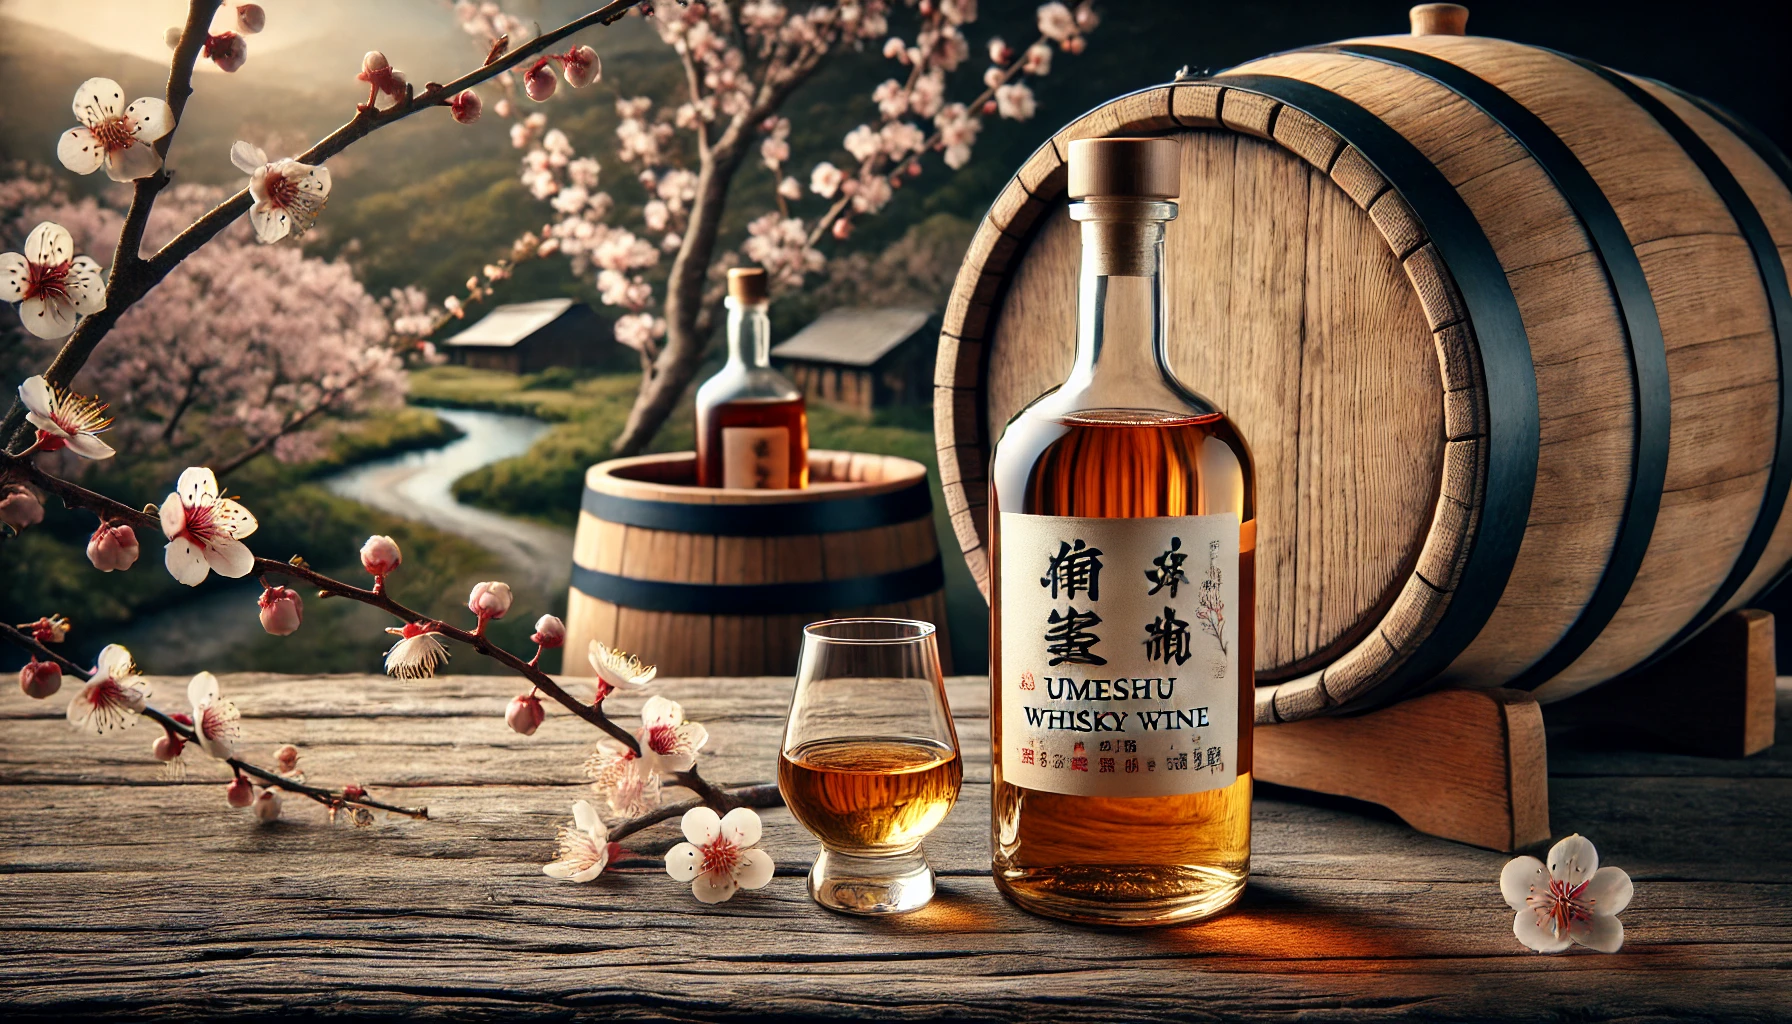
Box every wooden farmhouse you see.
[444,298,612,373]
[770,307,938,416]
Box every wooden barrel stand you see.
[563,450,951,678]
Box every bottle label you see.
[998,512,1240,798]
[721,426,789,489]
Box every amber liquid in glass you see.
[991,408,1256,925]
[779,736,963,852]
[696,395,809,489]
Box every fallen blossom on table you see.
[160,466,258,586]
[66,643,149,734]
[252,787,283,822]
[188,671,241,760]
[1,223,105,340]
[57,77,173,183]
[384,622,450,680]
[543,799,613,882]
[665,806,774,904]
[1501,833,1634,953]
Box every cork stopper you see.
[727,266,768,304]
[1410,4,1469,35]
[1067,137,1180,200]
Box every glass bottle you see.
[988,137,1256,926]
[695,267,809,489]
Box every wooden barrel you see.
[563,450,951,677]
[935,10,1792,723]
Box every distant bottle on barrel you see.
[695,267,809,489]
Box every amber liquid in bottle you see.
[778,737,963,852]
[989,147,1255,926]
[694,267,809,489]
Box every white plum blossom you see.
[665,806,774,904]
[1036,1,1077,43]
[872,79,908,119]
[613,312,665,354]
[585,738,661,817]
[777,176,802,201]
[1,223,105,340]
[66,644,150,734]
[160,467,258,586]
[588,640,657,700]
[384,622,450,680]
[18,374,113,458]
[231,142,332,244]
[909,69,946,118]
[810,161,844,198]
[188,671,240,760]
[57,78,173,183]
[995,81,1037,120]
[843,125,881,162]
[636,695,708,775]
[543,799,613,882]
[1502,834,1634,953]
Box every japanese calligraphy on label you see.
[721,426,789,489]
[999,512,1239,798]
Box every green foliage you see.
[519,366,588,391]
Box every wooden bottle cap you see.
[728,266,768,303]
[1067,137,1180,200]
[1410,3,1469,35]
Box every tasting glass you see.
[779,618,962,915]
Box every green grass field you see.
[409,365,990,672]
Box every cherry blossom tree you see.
[433,0,1099,455]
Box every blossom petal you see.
[65,432,115,459]
[1547,834,1599,888]
[126,97,174,142]
[642,694,682,728]
[20,295,78,339]
[0,253,26,301]
[665,840,701,881]
[164,536,212,585]
[543,860,579,878]
[57,127,106,175]
[188,670,220,710]
[24,222,73,266]
[67,256,105,314]
[248,201,291,244]
[1569,913,1624,953]
[1499,855,1548,912]
[680,805,722,846]
[735,848,774,890]
[572,799,603,837]
[213,497,258,539]
[1583,866,1633,917]
[159,492,184,538]
[202,534,255,578]
[177,466,220,506]
[230,140,268,174]
[656,751,697,774]
[17,374,52,417]
[296,163,331,199]
[692,873,739,904]
[1513,909,1572,953]
[95,644,134,682]
[719,807,761,849]
[569,860,605,883]
[72,77,125,127]
[106,141,162,183]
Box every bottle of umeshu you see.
[988,137,1256,925]
[694,267,809,489]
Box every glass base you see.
[995,863,1247,926]
[809,845,935,915]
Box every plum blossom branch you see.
[0,620,427,820]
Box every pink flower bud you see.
[524,59,558,101]
[1074,1,1100,31]
[531,614,567,648]
[0,486,44,532]
[907,161,923,177]
[19,658,61,699]
[468,581,514,621]
[361,535,402,578]
[226,776,255,808]
[362,50,390,73]
[235,3,266,33]
[832,218,853,240]
[988,38,1013,64]
[153,732,184,761]
[1066,35,1086,55]
[205,31,247,73]
[450,89,483,124]
[506,693,545,736]
[883,37,906,61]
[87,523,140,572]
[252,788,283,822]
[258,586,303,636]
[561,45,600,88]
[343,784,366,801]
[275,744,300,772]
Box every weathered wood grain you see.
[2,673,1789,1021]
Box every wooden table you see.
[3,674,1789,1021]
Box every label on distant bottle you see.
[721,426,789,489]
[998,512,1240,798]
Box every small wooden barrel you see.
[936,13,1792,722]
[564,450,950,677]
